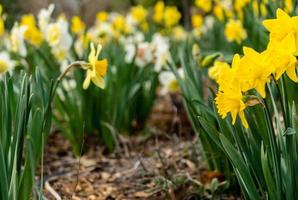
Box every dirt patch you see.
[42,95,241,200]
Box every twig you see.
[70,124,86,199]
[45,181,62,200]
[138,156,149,173]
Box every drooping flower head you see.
[83,43,108,89]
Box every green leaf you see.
[219,134,260,200]
[260,143,278,200]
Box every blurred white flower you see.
[38,4,55,33]
[135,42,153,68]
[201,16,215,34]
[124,32,152,66]
[124,43,136,63]
[45,18,72,64]
[62,79,77,91]
[74,35,85,58]
[10,23,27,56]
[0,51,16,74]
[46,18,72,49]
[87,22,113,44]
[151,33,170,72]
[159,68,184,95]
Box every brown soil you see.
[42,95,241,200]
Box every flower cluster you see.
[211,9,298,128]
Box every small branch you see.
[45,181,62,200]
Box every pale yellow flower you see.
[83,43,108,89]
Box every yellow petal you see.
[276,8,290,20]
[232,54,241,69]
[239,111,248,129]
[286,64,298,82]
[91,76,105,89]
[231,110,237,125]
[243,46,257,56]
[255,82,266,98]
[83,70,92,89]
[88,43,96,64]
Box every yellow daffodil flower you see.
[225,19,247,44]
[71,16,85,34]
[131,5,147,24]
[234,0,249,20]
[0,5,4,36]
[195,0,212,12]
[285,0,293,13]
[266,35,298,82]
[153,1,164,24]
[164,6,181,28]
[96,11,108,23]
[213,4,225,21]
[172,26,187,41]
[236,47,273,98]
[252,1,267,17]
[112,15,126,33]
[215,81,248,128]
[215,55,248,128]
[20,14,43,46]
[209,61,231,82]
[263,8,298,55]
[192,14,203,29]
[83,43,108,89]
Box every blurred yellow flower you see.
[153,1,164,24]
[213,4,225,21]
[96,11,108,23]
[285,0,293,13]
[71,16,85,34]
[234,0,249,20]
[20,14,43,46]
[225,19,247,44]
[164,6,181,28]
[172,26,187,41]
[131,5,147,24]
[192,14,203,29]
[195,0,212,12]
[0,5,4,36]
[253,1,267,17]
[112,15,126,32]
[83,43,108,89]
